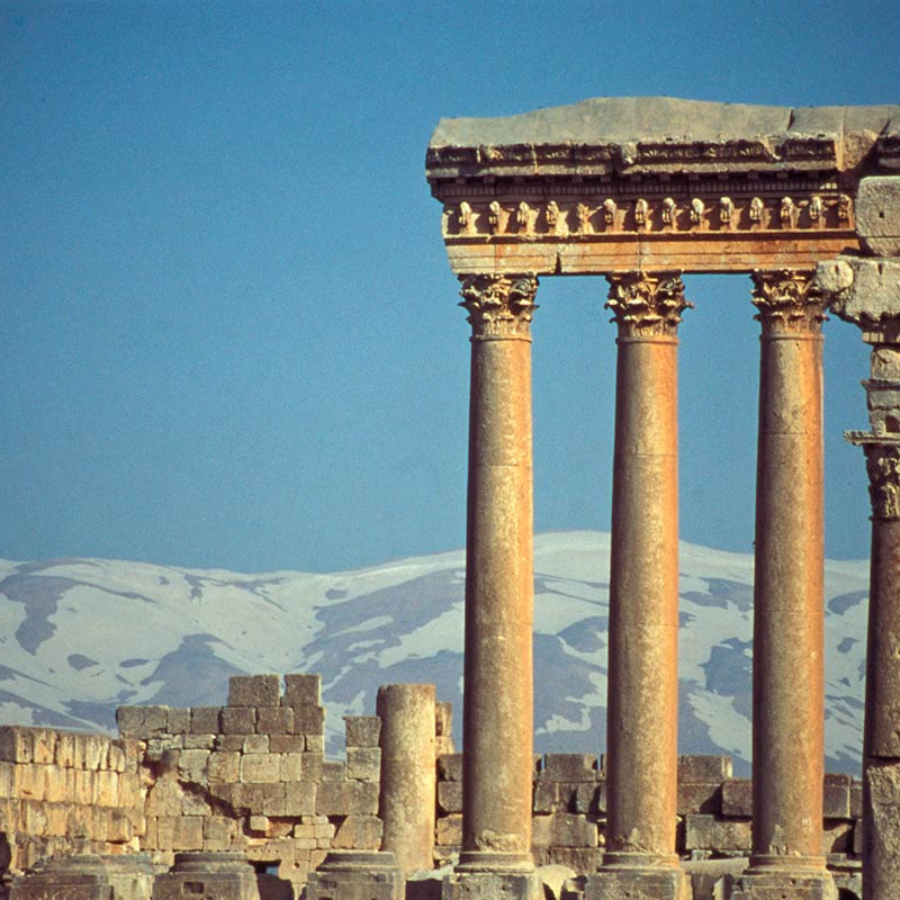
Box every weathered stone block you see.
[178,749,210,784]
[316,781,379,816]
[532,812,597,848]
[438,753,463,782]
[436,815,462,847]
[823,773,851,819]
[221,706,256,735]
[678,754,733,782]
[677,782,722,815]
[443,871,541,900]
[586,868,687,900]
[533,780,558,813]
[269,734,304,754]
[229,674,281,708]
[168,708,191,735]
[241,754,281,784]
[283,674,320,707]
[207,751,241,784]
[319,760,347,782]
[243,734,269,754]
[722,779,753,816]
[284,782,316,816]
[730,870,838,900]
[574,782,606,815]
[216,734,247,752]
[116,706,170,739]
[290,704,325,735]
[280,752,303,782]
[684,813,752,852]
[344,716,381,748]
[438,780,463,814]
[332,815,383,850]
[300,752,323,782]
[306,851,402,900]
[347,746,380,782]
[856,176,900,256]
[305,734,325,752]
[191,707,223,734]
[258,707,293,736]
[152,851,261,900]
[184,733,216,750]
[539,754,597,782]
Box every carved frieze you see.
[605,272,692,338]
[439,193,854,238]
[459,275,539,340]
[751,269,826,335]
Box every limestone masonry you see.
[0,674,866,900]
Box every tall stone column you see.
[734,269,833,900]
[817,237,900,900]
[376,683,436,876]
[588,272,690,900]
[445,274,540,900]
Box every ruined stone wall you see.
[0,727,144,870]
[0,674,864,897]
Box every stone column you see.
[376,683,436,876]
[817,235,900,900]
[588,272,690,900]
[445,274,540,900]
[735,269,833,900]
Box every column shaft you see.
[459,275,537,872]
[376,683,436,876]
[750,270,826,870]
[602,273,689,875]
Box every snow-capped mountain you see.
[0,532,869,776]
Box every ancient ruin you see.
[3,97,900,900]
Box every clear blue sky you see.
[2,1,897,572]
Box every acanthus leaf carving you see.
[857,440,900,521]
[459,274,539,340]
[751,269,826,335]
[605,271,692,338]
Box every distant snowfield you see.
[0,532,869,776]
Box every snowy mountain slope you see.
[0,532,869,776]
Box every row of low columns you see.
[449,268,836,900]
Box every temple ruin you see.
[3,97,900,900]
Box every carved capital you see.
[459,275,539,339]
[751,269,826,335]
[605,272,691,338]
[850,438,900,521]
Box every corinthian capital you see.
[459,274,539,339]
[751,269,825,335]
[852,438,900,521]
[605,272,691,338]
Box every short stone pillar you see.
[306,851,403,900]
[152,853,260,900]
[735,269,833,899]
[11,854,157,900]
[588,272,690,900]
[445,274,540,900]
[377,683,437,875]
[818,236,900,900]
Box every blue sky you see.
[2,1,898,572]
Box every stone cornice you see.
[605,272,691,338]
[459,275,539,340]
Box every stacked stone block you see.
[0,726,144,871]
